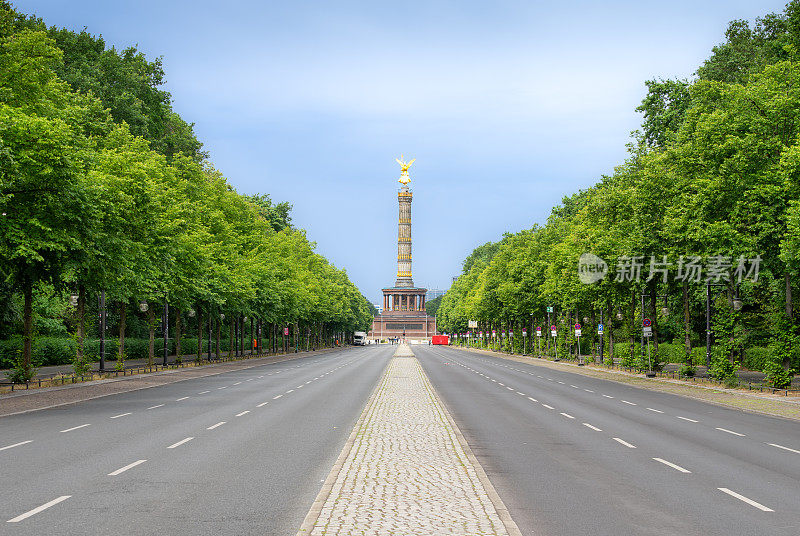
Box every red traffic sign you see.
[643,318,652,327]
[574,323,581,330]
[551,325,557,331]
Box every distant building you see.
[426,289,446,301]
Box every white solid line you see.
[167,437,194,449]
[175,396,190,401]
[235,411,250,417]
[0,440,33,451]
[584,389,594,393]
[621,400,637,405]
[257,402,269,407]
[717,488,773,512]
[602,394,614,398]
[560,412,575,419]
[653,457,691,473]
[273,394,283,399]
[198,391,210,394]
[110,412,132,419]
[147,404,164,410]
[647,408,664,413]
[716,427,745,437]
[527,397,538,402]
[583,423,602,431]
[768,443,800,454]
[542,404,554,410]
[207,422,226,430]
[108,459,147,476]
[612,437,637,448]
[60,424,90,433]
[677,416,698,422]
[7,496,71,523]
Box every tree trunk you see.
[650,285,659,354]
[76,284,86,362]
[630,288,636,362]
[174,310,182,360]
[147,306,155,366]
[118,303,126,361]
[683,283,691,365]
[197,308,203,362]
[22,279,33,375]
[228,318,234,358]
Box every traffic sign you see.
[550,325,557,337]
[597,323,604,335]
[522,330,527,336]
[643,318,652,327]
[509,331,514,337]
[574,323,581,330]
[546,306,554,313]
[536,328,542,337]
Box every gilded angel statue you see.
[396,155,415,185]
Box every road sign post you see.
[575,323,583,366]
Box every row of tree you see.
[0,3,373,380]
[437,2,800,387]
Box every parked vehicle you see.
[353,332,368,345]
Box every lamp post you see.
[163,301,169,367]
[98,291,107,372]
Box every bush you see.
[678,364,696,377]
[742,346,770,371]
[763,360,793,388]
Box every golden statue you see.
[396,154,415,185]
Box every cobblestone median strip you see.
[297,345,522,536]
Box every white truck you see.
[353,331,368,345]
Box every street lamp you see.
[139,300,148,313]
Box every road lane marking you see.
[557,381,565,385]
[296,385,304,389]
[198,391,210,394]
[0,440,33,451]
[582,423,602,431]
[584,389,594,393]
[716,427,745,437]
[612,437,637,448]
[677,416,698,422]
[286,389,295,393]
[560,412,575,419]
[257,402,269,407]
[108,459,147,476]
[233,382,242,385]
[621,400,637,405]
[175,396,190,401]
[60,424,90,433]
[527,397,538,402]
[273,394,283,399]
[167,437,194,449]
[245,379,253,382]
[516,391,526,395]
[653,458,691,473]
[767,443,800,454]
[217,386,227,390]
[110,412,132,419]
[602,394,614,398]
[147,404,164,410]
[570,385,579,389]
[498,383,505,386]
[646,408,664,413]
[542,404,554,410]
[207,422,226,430]
[7,496,71,523]
[235,411,250,417]
[506,386,514,391]
[717,488,773,512]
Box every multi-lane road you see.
[2,344,799,535]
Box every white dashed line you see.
[207,422,226,430]
[147,404,164,410]
[175,397,190,401]
[296,385,304,389]
[612,437,637,448]
[0,440,33,451]
[560,412,575,419]
[602,394,614,398]
[621,400,637,406]
[646,408,664,413]
[108,459,147,476]
[516,391,526,396]
[286,389,294,393]
[233,382,242,386]
[527,397,538,402]
[273,395,283,399]
[235,411,250,417]
[217,386,227,390]
[716,427,745,437]
[717,488,773,512]
[652,458,691,473]
[60,424,90,433]
[542,404,554,410]
[768,443,800,454]
[498,383,505,386]
[167,437,194,449]
[584,389,594,393]
[582,423,602,431]
[7,496,71,523]
[557,381,565,385]
[570,385,579,389]
[245,379,253,382]
[677,416,698,423]
[110,412,131,419]
[198,391,210,395]
[506,386,514,391]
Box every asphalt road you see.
[1,345,393,535]
[415,345,800,536]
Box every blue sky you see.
[13,0,788,304]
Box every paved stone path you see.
[302,347,515,535]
